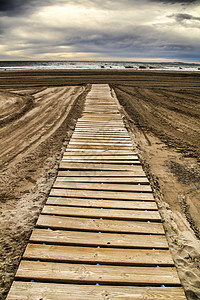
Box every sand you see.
[0,70,200,300]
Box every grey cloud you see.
[0,0,199,61]
[0,0,62,15]
[170,13,200,28]
[151,0,197,3]
[175,13,200,21]
[1,0,196,16]
[0,0,130,15]
[0,0,37,15]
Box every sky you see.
[0,0,200,62]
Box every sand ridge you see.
[0,83,90,299]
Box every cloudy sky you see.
[0,0,199,62]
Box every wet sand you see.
[0,70,200,299]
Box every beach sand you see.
[0,70,200,299]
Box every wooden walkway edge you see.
[7,84,186,299]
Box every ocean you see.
[0,60,200,71]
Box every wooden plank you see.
[74,126,125,128]
[23,244,173,266]
[73,129,127,132]
[70,139,132,143]
[75,124,124,127]
[69,138,132,146]
[73,132,128,135]
[73,127,128,130]
[73,132,127,135]
[58,170,146,177]
[36,215,165,234]
[42,205,160,221]
[30,229,167,248]
[53,181,151,192]
[56,176,149,183]
[81,112,121,116]
[71,136,131,139]
[50,188,154,201]
[67,144,133,150]
[61,159,141,165]
[72,135,131,138]
[69,142,132,146]
[78,117,122,120]
[74,127,126,130]
[77,120,122,123]
[64,150,136,155]
[65,149,134,152]
[15,261,181,285]
[83,104,118,107]
[76,119,122,121]
[62,155,139,160]
[76,120,124,122]
[74,129,127,132]
[59,162,144,171]
[83,111,119,114]
[47,197,157,210]
[6,282,187,300]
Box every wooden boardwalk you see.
[7,84,186,299]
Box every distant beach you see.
[0,60,200,72]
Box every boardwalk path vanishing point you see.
[7,84,186,299]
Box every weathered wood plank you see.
[80,115,121,118]
[72,135,130,138]
[71,136,131,140]
[50,188,154,201]
[73,130,128,133]
[69,142,132,146]
[76,122,124,125]
[69,138,132,146]
[15,261,181,285]
[75,126,125,128]
[47,197,157,210]
[74,126,126,128]
[65,149,135,154]
[73,129,127,133]
[83,111,119,114]
[70,139,132,144]
[72,135,131,139]
[61,159,141,165]
[42,205,161,221]
[36,215,164,234]
[23,244,173,266]
[53,181,151,192]
[63,156,138,162]
[30,229,167,248]
[59,162,144,171]
[64,150,137,155]
[67,144,133,150]
[6,282,187,300]
[56,176,149,183]
[58,170,145,177]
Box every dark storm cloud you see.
[169,12,200,28]
[0,0,35,15]
[151,0,197,3]
[175,13,200,21]
[0,0,56,15]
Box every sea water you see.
[0,60,199,71]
